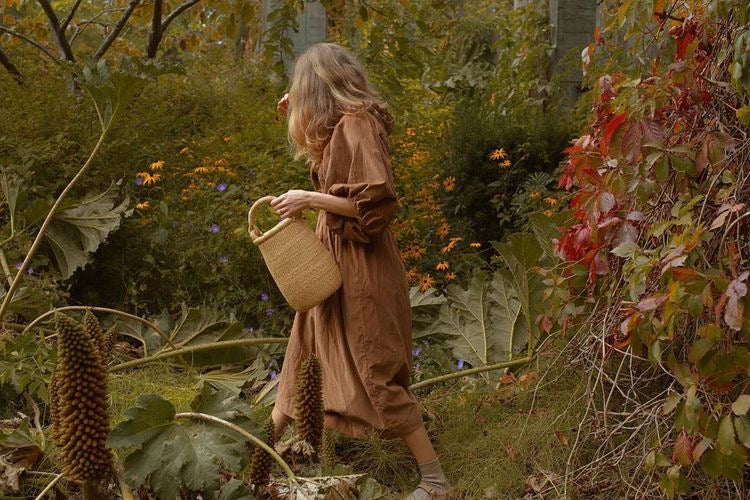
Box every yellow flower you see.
[469,242,481,248]
[445,272,457,281]
[136,171,152,184]
[222,136,232,142]
[419,274,435,292]
[405,267,419,284]
[142,173,161,186]
[438,221,450,238]
[501,159,512,168]
[543,209,553,218]
[149,160,164,171]
[443,176,456,192]
[489,148,506,160]
[135,201,150,209]
[179,146,191,155]
[430,181,440,190]
[193,166,209,174]
[436,261,449,271]
[544,197,558,205]
[529,191,540,199]
[406,127,416,136]
[214,158,227,168]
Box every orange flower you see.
[222,136,232,142]
[214,158,227,168]
[193,166,209,173]
[437,221,450,238]
[406,127,416,136]
[406,267,419,284]
[445,272,457,281]
[149,160,164,170]
[179,146,191,155]
[135,201,150,209]
[430,181,440,190]
[543,209,553,218]
[469,242,481,248]
[436,261,449,271]
[501,159,512,168]
[489,148,506,160]
[529,191,540,199]
[544,197,558,205]
[443,176,456,192]
[419,274,435,292]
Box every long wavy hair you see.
[287,43,393,166]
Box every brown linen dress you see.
[273,110,423,439]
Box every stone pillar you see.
[262,0,327,73]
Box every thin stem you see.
[26,305,177,351]
[408,356,534,390]
[174,412,299,487]
[33,473,62,500]
[0,248,14,286]
[109,337,289,372]
[0,25,60,64]
[0,128,110,326]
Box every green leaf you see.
[108,389,256,498]
[410,286,447,338]
[662,392,681,415]
[731,395,750,416]
[718,414,736,454]
[427,270,521,366]
[659,465,689,499]
[45,183,132,279]
[734,415,750,448]
[218,479,256,500]
[611,241,640,259]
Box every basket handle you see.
[248,195,277,240]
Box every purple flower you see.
[27,267,33,275]
[135,175,144,186]
[219,256,229,264]
[269,370,278,380]
[210,224,220,233]
[216,182,227,192]
[421,339,428,345]
[246,325,254,333]
[14,262,22,270]
[265,308,274,317]
[412,346,422,358]
[260,292,269,301]
[457,359,465,370]
[414,362,420,371]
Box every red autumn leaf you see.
[672,431,694,466]
[613,334,631,349]
[714,293,729,323]
[518,371,538,389]
[621,122,643,162]
[600,112,628,156]
[620,312,641,335]
[637,294,668,312]
[540,315,553,334]
[594,27,603,44]
[642,118,667,145]
[675,31,695,60]
[500,372,516,385]
[555,431,570,447]
[669,267,703,282]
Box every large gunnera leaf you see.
[44,183,132,279]
[107,386,259,499]
[427,270,522,366]
[410,286,447,338]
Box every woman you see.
[269,43,450,499]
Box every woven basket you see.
[248,196,342,312]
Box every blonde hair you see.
[287,42,393,165]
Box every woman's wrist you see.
[306,191,322,211]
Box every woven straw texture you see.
[249,197,342,312]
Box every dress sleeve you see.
[324,114,398,244]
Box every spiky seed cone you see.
[55,313,111,482]
[249,418,276,491]
[321,427,336,468]
[82,309,106,362]
[101,326,117,362]
[294,353,324,453]
[49,374,61,442]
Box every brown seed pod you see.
[54,313,111,482]
[321,426,337,469]
[82,309,106,362]
[249,418,276,492]
[49,374,61,442]
[294,353,324,453]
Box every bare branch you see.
[36,0,75,61]
[60,0,83,33]
[0,25,60,64]
[161,0,200,32]
[145,0,163,58]
[94,0,141,60]
[0,46,23,85]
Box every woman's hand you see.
[271,190,314,219]
[277,93,289,117]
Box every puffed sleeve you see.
[324,114,398,244]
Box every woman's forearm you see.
[307,191,357,218]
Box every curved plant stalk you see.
[33,473,63,500]
[27,305,177,350]
[0,128,110,326]
[408,356,533,391]
[254,377,281,406]
[109,337,289,372]
[109,451,135,500]
[174,412,300,489]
